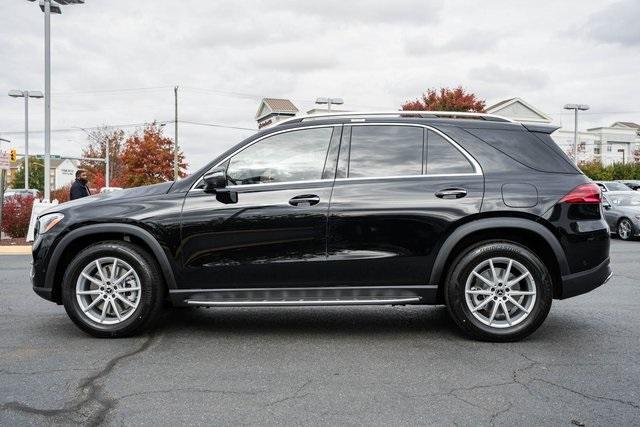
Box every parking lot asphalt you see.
[1,240,639,426]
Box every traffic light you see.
[9,149,17,162]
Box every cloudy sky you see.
[1,0,639,171]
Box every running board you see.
[185,297,421,307]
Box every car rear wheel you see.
[617,218,634,241]
[61,241,164,338]
[444,241,553,342]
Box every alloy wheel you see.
[619,219,632,240]
[464,257,537,328]
[75,257,142,325]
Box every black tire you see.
[61,241,164,338]
[617,218,634,241]
[444,241,553,342]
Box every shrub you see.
[579,161,640,181]
[1,195,35,238]
[51,184,72,204]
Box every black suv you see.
[31,112,611,341]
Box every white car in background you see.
[3,188,39,199]
[99,187,123,193]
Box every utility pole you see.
[174,85,178,180]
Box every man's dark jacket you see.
[69,179,91,200]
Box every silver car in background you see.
[596,181,633,192]
[602,191,640,241]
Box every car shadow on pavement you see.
[155,305,465,339]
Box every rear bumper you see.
[559,257,611,299]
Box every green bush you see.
[579,161,640,181]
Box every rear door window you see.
[347,125,423,178]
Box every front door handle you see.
[289,194,320,207]
[435,188,467,199]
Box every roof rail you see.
[275,111,515,127]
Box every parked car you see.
[618,180,640,191]
[3,188,39,199]
[595,181,631,192]
[30,111,611,341]
[602,191,640,241]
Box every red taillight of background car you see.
[559,183,602,204]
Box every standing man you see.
[70,169,91,200]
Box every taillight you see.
[559,183,601,204]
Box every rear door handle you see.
[289,194,320,207]
[435,188,467,199]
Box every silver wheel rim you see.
[75,257,142,325]
[464,257,537,329]
[619,220,631,239]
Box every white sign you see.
[0,149,9,170]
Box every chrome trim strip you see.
[188,123,482,192]
[170,285,437,294]
[185,297,422,307]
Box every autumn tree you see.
[120,123,187,187]
[80,127,126,188]
[401,86,486,112]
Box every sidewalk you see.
[0,245,31,255]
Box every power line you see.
[179,120,255,131]
[0,119,254,135]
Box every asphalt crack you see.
[0,333,160,426]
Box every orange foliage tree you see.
[401,86,486,112]
[120,123,187,187]
[80,127,126,188]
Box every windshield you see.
[607,193,640,207]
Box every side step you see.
[185,297,421,307]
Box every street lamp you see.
[8,90,44,190]
[563,103,590,164]
[26,0,85,201]
[315,97,344,112]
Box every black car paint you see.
[31,117,610,306]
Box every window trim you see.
[189,122,482,192]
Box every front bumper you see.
[559,257,612,299]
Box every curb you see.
[0,246,32,255]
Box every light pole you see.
[8,90,44,190]
[563,103,590,164]
[315,97,344,112]
[174,86,178,180]
[26,0,85,201]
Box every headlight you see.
[37,213,64,234]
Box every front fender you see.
[45,223,178,291]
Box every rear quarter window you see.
[465,128,580,174]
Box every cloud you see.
[405,29,504,55]
[470,65,550,91]
[270,0,443,25]
[586,0,640,46]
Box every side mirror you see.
[602,202,611,210]
[203,168,227,193]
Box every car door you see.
[179,125,341,289]
[325,124,484,287]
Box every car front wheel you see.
[61,241,164,338]
[445,241,553,342]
